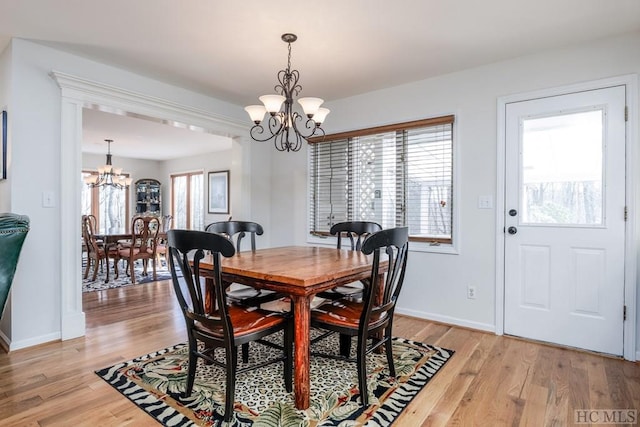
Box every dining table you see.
[197,245,385,410]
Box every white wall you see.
[272,33,640,336]
[160,140,256,232]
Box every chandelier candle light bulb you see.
[245,33,330,152]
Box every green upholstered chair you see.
[0,213,30,319]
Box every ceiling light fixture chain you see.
[84,139,132,189]
[245,33,330,152]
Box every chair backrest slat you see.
[131,216,160,252]
[205,221,263,252]
[330,221,382,251]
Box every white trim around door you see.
[496,74,638,361]
[51,71,249,341]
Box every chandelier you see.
[84,139,132,189]
[244,33,330,152]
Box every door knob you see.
[509,209,517,217]
[508,226,517,235]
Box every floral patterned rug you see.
[96,332,453,426]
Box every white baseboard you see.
[6,331,62,351]
[395,307,496,333]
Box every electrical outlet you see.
[467,285,476,299]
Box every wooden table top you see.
[200,245,377,296]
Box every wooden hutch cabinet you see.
[135,178,161,216]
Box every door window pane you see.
[521,110,603,225]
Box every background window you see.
[81,171,130,234]
[309,115,454,243]
[171,171,204,230]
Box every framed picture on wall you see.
[208,170,229,214]
[1,110,6,180]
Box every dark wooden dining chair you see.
[114,215,160,284]
[310,226,409,406]
[318,221,382,300]
[205,220,283,307]
[81,214,116,281]
[166,229,292,423]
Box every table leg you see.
[205,277,215,313]
[291,295,311,410]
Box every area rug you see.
[96,332,453,426]
[82,258,173,292]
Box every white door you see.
[504,86,626,356]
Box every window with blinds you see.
[309,115,454,243]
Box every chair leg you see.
[152,257,157,280]
[225,346,238,422]
[84,257,91,279]
[91,259,99,281]
[129,257,136,284]
[184,340,198,397]
[241,343,249,363]
[384,333,396,378]
[339,333,352,357]
[357,335,369,406]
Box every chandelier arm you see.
[289,113,320,139]
[248,115,286,143]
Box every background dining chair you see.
[310,226,409,406]
[115,215,160,284]
[205,220,287,362]
[166,229,292,423]
[317,221,382,301]
[82,214,117,281]
[205,220,283,308]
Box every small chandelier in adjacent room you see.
[84,139,132,189]
[244,33,330,152]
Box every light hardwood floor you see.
[0,280,638,426]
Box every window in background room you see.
[171,171,204,230]
[309,115,454,244]
[81,170,130,234]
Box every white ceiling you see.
[1,0,639,160]
[82,108,232,161]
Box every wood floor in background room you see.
[0,280,638,426]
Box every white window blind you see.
[309,115,454,243]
